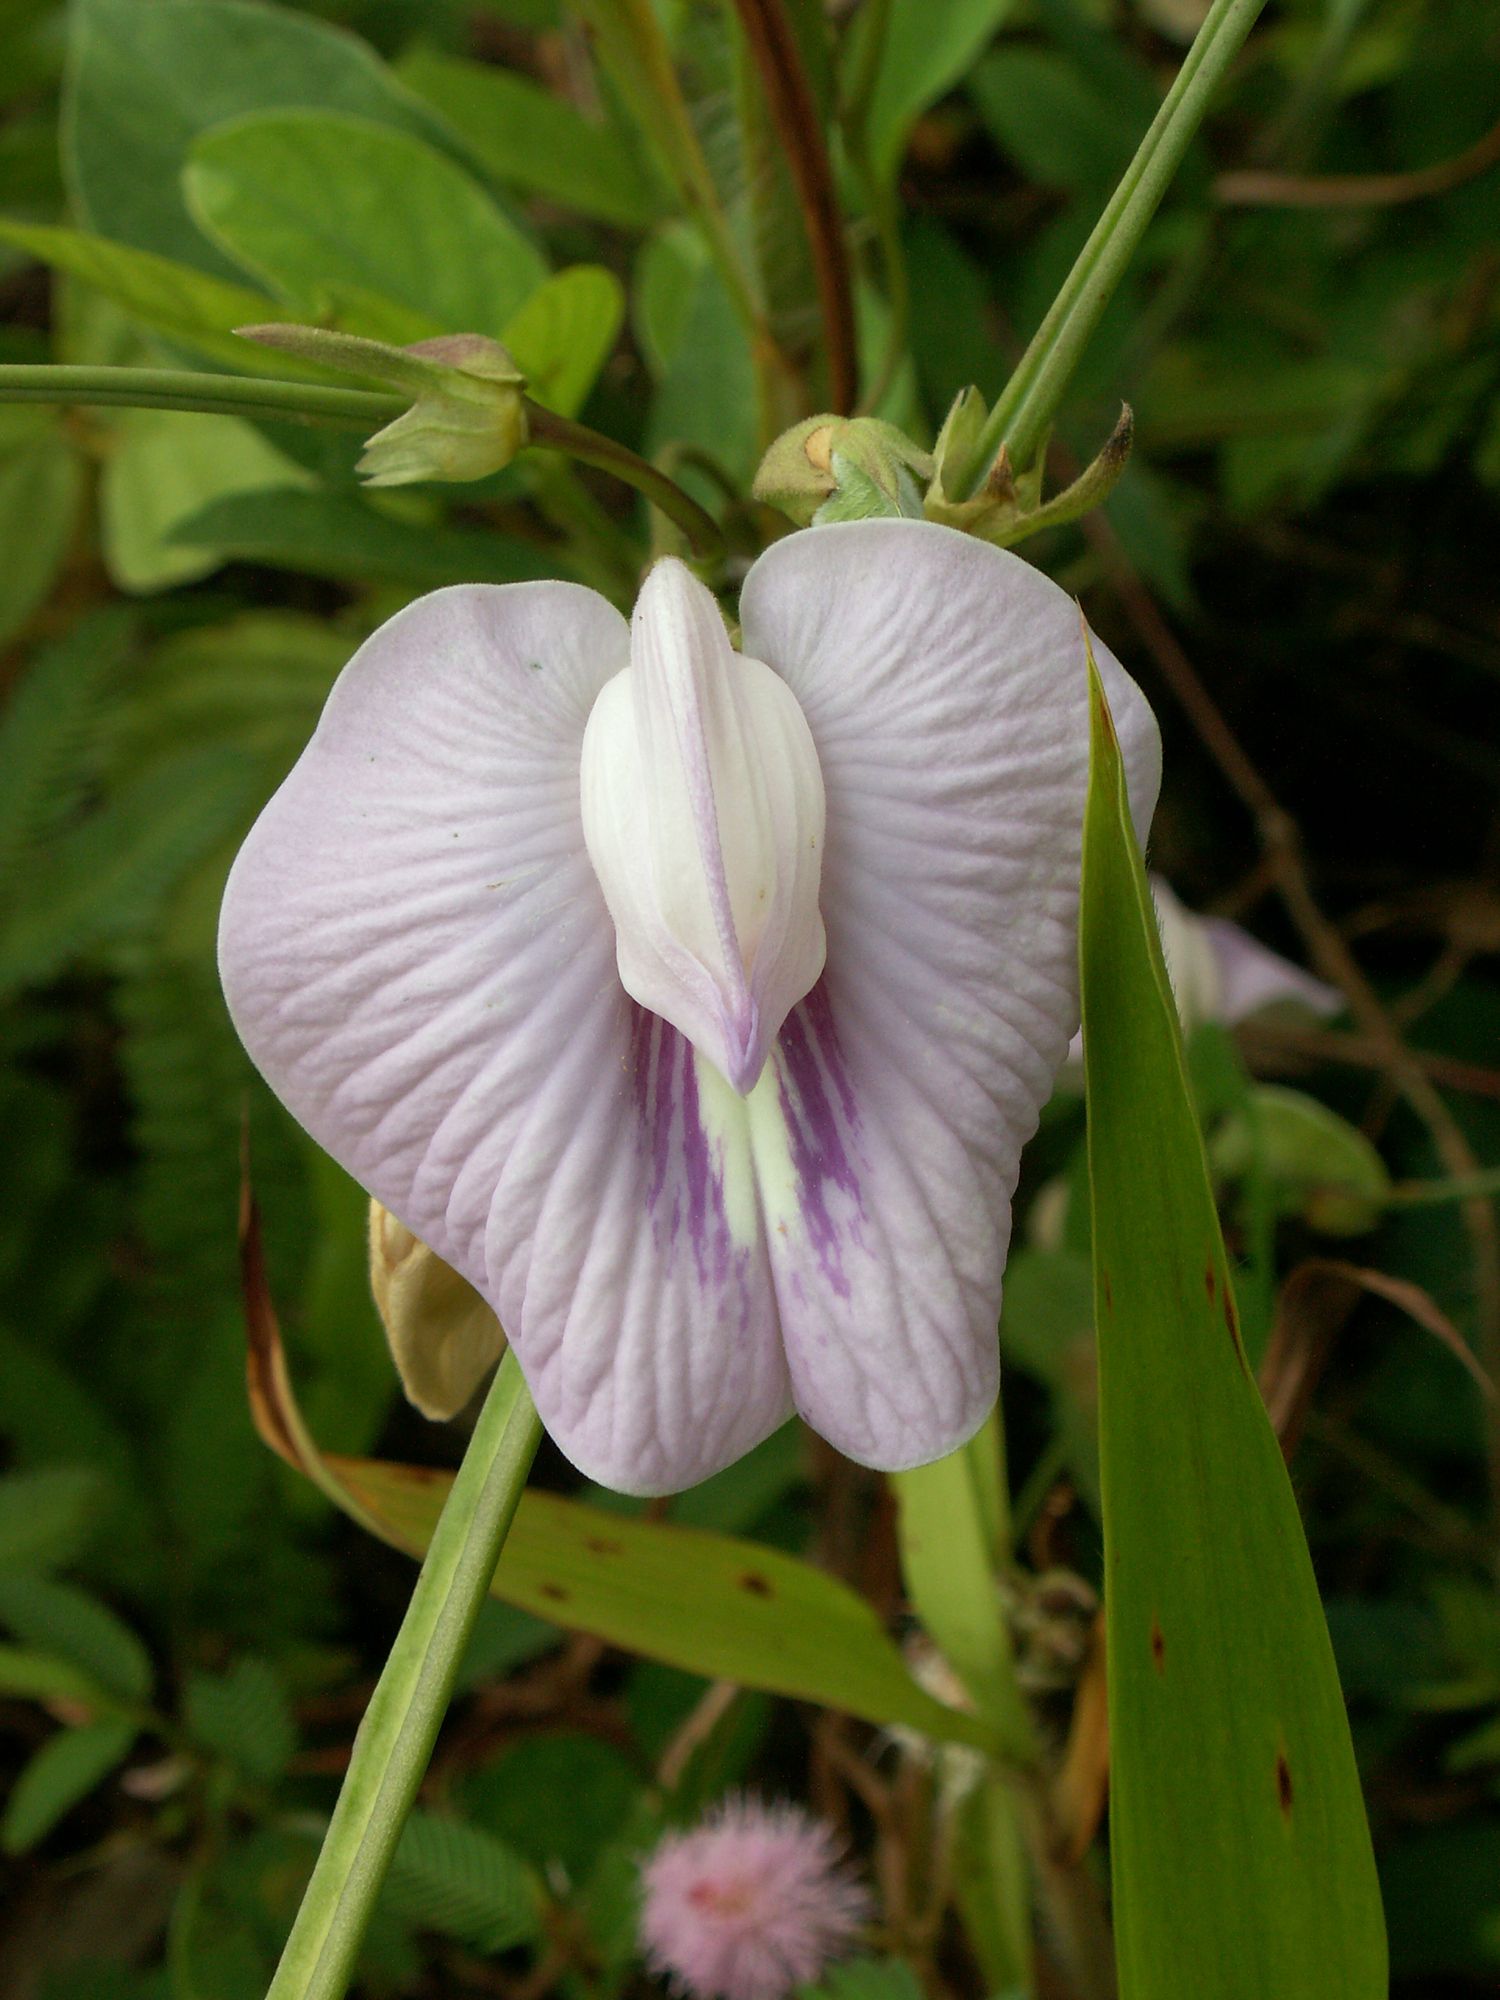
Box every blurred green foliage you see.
[0,0,1497,1995]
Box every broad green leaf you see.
[0,221,285,373]
[64,0,464,279]
[0,412,82,646]
[383,1809,541,1953]
[171,489,556,590]
[246,1287,993,1752]
[183,111,546,344]
[395,46,664,229]
[356,1467,997,1753]
[1211,1084,1391,1235]
[1080,652,1386,1999]
[503,266,625,417]
[0,1716,137,1853]
[861,0,1018,185]
[640,232,758,492]
[970,48,1139,192]
[101,410,308,593]
[0,1574,152,1704]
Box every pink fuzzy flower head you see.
[639,1796,871,2000]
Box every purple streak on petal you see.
[776,984,865,1300]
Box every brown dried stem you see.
[730,0,859,413]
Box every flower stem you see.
[0,364,724,563]
[266,1352,542,2000]
[524,403,726,564]
[0,362,400,426]
[960,0,1269,493]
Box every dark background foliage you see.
[0,1,1497,1994]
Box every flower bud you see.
[368,1199,506,1419]
[753,415,931,526]
[580,558,826,1094]
[235,324,528,487]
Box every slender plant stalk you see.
[731,0,859,413]
[960,0,1269,492]
[525,403,726,562]
[0,363,400,426]
[0,365,724,562]
[266,1353,542,2000]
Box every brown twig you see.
[1217,114,1500,207]
[1236,1020,1500,1105]
[1083,510,1500,1541]
[730,0,859,413]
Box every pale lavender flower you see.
[638,1797,870,2000]
[218,521,1159,1492]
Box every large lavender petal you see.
[219,583,791,1493]
[740,521,1161,1469]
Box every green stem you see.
[266,1353,542,2000]
[960,0,1269,492]
[0,363,399,426]
[0,364,723,563]
[525,403,725,564]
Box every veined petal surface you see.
[219,584,793,1492]
[737,520,1161,1469]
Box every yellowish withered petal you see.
[368,1200,507,1420]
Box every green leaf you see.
[395,46,663,229]
[335,1463,995,1752]
[504,265,625,418]
[0,609,134,888]
[1080,649,1386,1998]
[183,111,546,344]
[970,47,1139,191]
[0,1466,107,1572]
[862,0,1018,185]
[252,1300,989,1749]
[184,1657,297,1784]
[891,1424,1029,1754]
[0,1641,114,1709]
[101,410,307,593]
[0,748,257,996]
[461,1733,640,1880]
[0,413,82,646]
[382,1809,540,1954]
[0,221,283,373]
[171,488,556,590]
[800,1961,926,2000]
[1,1716,137,1853]
[0,1574,152,1703]
[1211,1084,1392,1236]
[63,0,465,279]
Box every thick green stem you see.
[960,0,1269,492]
[266,1353,542,2000]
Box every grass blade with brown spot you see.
[1080,642,1386,1998]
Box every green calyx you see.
[753,414,932,527]
[926,388,1135,550]
[235,324,529,487]
[753,399,1134,548]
